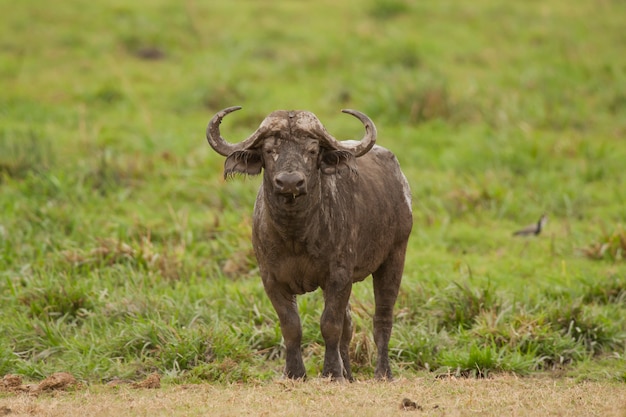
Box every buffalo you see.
[206,106,412,381]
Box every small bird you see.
[513,214,548,236]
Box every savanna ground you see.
[1,0,626,415]
[2,376,625,417]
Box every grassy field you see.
[1,0,625,400]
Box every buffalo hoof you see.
[375,370,394,381]
[322,375,349,383]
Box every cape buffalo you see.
[206,106,412,381]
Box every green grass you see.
[1,0,625,384]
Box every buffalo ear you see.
[224,150,263,178]
[320,149,357,176]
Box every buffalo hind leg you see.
[372,244,407,380]
[264,285,306,379]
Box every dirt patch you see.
[2,372,162,398]
[131,373,161,389]
[105,373,161,389]
[1,375,22,391]
[34,373,78,393]
[1,373,78,395]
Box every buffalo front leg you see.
[372,244,407,380]
[321,280,352,381]
[264,285,306,379]
[340,303,354,382]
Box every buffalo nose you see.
[273,171,307,196]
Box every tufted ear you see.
[224,150,263,178]
[319,149,357,176]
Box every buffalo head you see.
[206,107,376,204]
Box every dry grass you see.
[1,376,625,417]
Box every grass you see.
[1,0,625,396]
[2,376,626,417]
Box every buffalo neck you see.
[259,172,357,245]
[260,180,324,241]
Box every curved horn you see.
[324,109,377,157]
[206,106,266,156]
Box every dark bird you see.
[513,214,548,236]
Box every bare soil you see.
[1,374,625,417]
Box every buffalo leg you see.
[264,285,306,379]
[340,303,354,381]
[320,280,352,381]
[372,244,407,380]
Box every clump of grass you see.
[83,149,153,194]
[581,275,626,305]
[501,319,585,370]
[221,246,258,279]
[437,343,499,378]
[62,236,184,280]
[246,323,283,361]
[386,79,452,125]
[202,84,246,114]
[569,356,626,383]
[445,186,500,216]
[381,40,422,69]
[435,281,502,331]
[546,302,621,355]
[8,315,75,368]
[362,69,476,126]
[390,324,446,371]
[63,238,136,267]
[582,225,626,262]
[0,343,18,375]
[367,0,410,20]
[468,309,582,370]
[408,86,451,123]
[0,129,54,180]
[18,274,95,322]
[350,329,375,372]
[188,358,259,383]
[90,83,125,105]
[106,320,212,374]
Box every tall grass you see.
[1,0,625,384]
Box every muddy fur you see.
[207,109,412,381]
